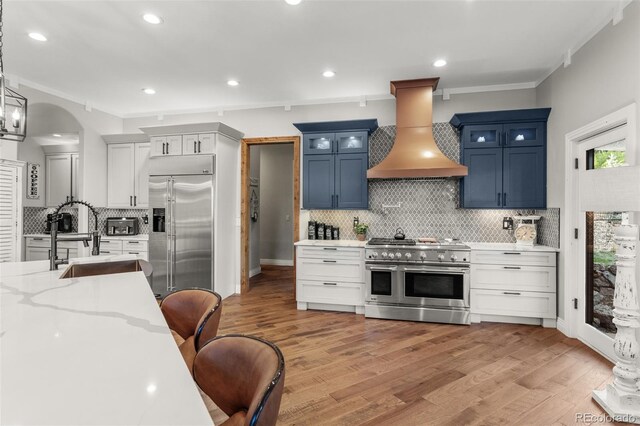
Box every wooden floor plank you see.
[206,265,617,425]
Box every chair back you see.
[194,335,285,426]
[160,289,222,348]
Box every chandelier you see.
[0,0,26,142]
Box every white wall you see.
[249,145,261,275]
[259,144,294,264]
[123,89,537,136]
[2,85,123,208]
[537,1,640,319]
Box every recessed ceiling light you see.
[322,70,336,78]
[142,88,156,95]
[143,13,163,24]
[227,80,239,87]
[52,133,62,137]
[433,59,447,67]
[285,0,302,5]
[28,32,47,42]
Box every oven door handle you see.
[366,266,398,271]
[403,268,468,274]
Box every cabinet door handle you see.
[497,192,501,206]
[194,140,197,153]
[503,292,521,296]
[335,194,339,207]
[198,140,201,153]
[134,195,137,206]
[323,282,337,286]
[130,195,133,206]
[503,193,507,206]
[503,266,522,270]
[323,260,337,263]
[66,195,70,202]
[162,142,166,155]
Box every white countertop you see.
[466,242,559,252]
[0,256,213,426]
[295,239,366,248]
[25,233,149,241]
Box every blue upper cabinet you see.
[450,108,551,209]
[294,119,378,210]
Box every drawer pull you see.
[323,260,337,263]
[503,252,521,255]
[129,252,139,254]
[102,251,111,254]
[323,247,337,250]
[323,282,337,286]
[503,266,522,270]
[33,237,44,241]
[128,241,140,244]
[503,292,521,295]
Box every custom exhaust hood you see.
[367,78,468,179]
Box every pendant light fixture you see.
[0,0,27,142]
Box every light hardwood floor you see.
[215,265,618,425]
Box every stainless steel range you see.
[364,238,471,325]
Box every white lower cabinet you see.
[97,239,148,260]
[25,237,78,261]
[296,244,365,313]
[470,249,557,327]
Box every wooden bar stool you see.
[160,288,222,373]
[194,334,285,426]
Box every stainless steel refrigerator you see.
[148,155,215,297]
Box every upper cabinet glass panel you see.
[504,122,544,147]
[336,131,368,153]
[462,125,501,149]
[303,133,334,155]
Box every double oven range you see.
[364,238,471,325]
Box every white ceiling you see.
[3,1,623,117]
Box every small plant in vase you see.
[354,223,369,241]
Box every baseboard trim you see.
[260,258,294,266]
[556,316,572,337]
[249,266,262,278]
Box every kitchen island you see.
[0,256,213,425]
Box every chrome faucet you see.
[50,200,101,271]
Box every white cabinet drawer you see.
[471,289,556,319]
[297,258,364,282]
[471,264,556,293]
[297,246,363,260]
[123,240,148,252]
[298,280,363,306]
[26,237,76,250]
[470,250,556,267]
[98,249,123,256]
[99,239,124,251]
[26,237,49,248]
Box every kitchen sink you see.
[59,259,153,284]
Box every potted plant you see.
[354,223,369,241]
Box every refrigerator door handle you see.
[170,177,177,291]
[166,177,172,291]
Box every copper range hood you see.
[367,78,468,179]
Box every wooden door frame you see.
[240,136,300,294]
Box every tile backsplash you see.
[23,206,149,235]
[307,123,561,248]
